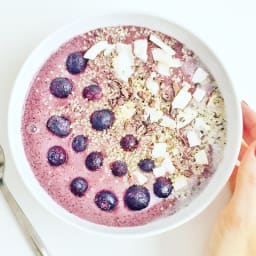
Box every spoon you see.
[0,145,50,256]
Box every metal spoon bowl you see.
[0,145,50,256]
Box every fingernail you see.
[242,100,248,106]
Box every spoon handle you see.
[0,182,50,256]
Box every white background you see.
[0,0,255,255]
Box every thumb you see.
[229,141,256,222]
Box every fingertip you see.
[235,141,256,193]
[241,101,256,144]
[241,100,248,109]
[241,100,252,125]
[241,100,250,113]
[242,101,256,129]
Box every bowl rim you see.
[8,11,242,237]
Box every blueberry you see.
[47,146,67,166]
[49,77,73,98]
[85,152,104,171]
[70,177,88,197]
[153,177,173,198]
[72,135,88,152]
[83,84,103,101]
[95,190,118,211]
[120,135,139,152]
[124,185,150,211]
[47,115,71,137]
[138,159,155,172]
[110,161,128,177]
[90,109,115,131]
[66,52,88,74]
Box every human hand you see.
[208,102,256,256]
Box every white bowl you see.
[8,12,242,237]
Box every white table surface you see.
[0,0,255,255]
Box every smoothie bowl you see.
[8,13,242,236]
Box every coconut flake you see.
[152,48,181,68]
[144,107,163,123]
[160,116,176,129]
[172,86,192,109]
[176,109,197,129]
[153,157,175,177]
[162,157,175,173]
[84,41,111,60]
[153,156,175,177]
[182,81,192,90]
[133,171,148,185]
[104,44,115,56]
[157,63,170,76]
[152,143,167,158]
[116,101,136,121]
[193,88,206,102]
[169,58,182,68]
[192,67,208,83]
[113,43,134,82]
[195,150,208,165]
[152,48,171,65]
[172,175,188,191]
[153,167,167,177]
[194,118,210,133]
[187,131,201,147]
[146,74,159,95]
[133,39,148,62]
[149,34,175,55]
[151,71,157,78]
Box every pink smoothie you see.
[22,26,226,227]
